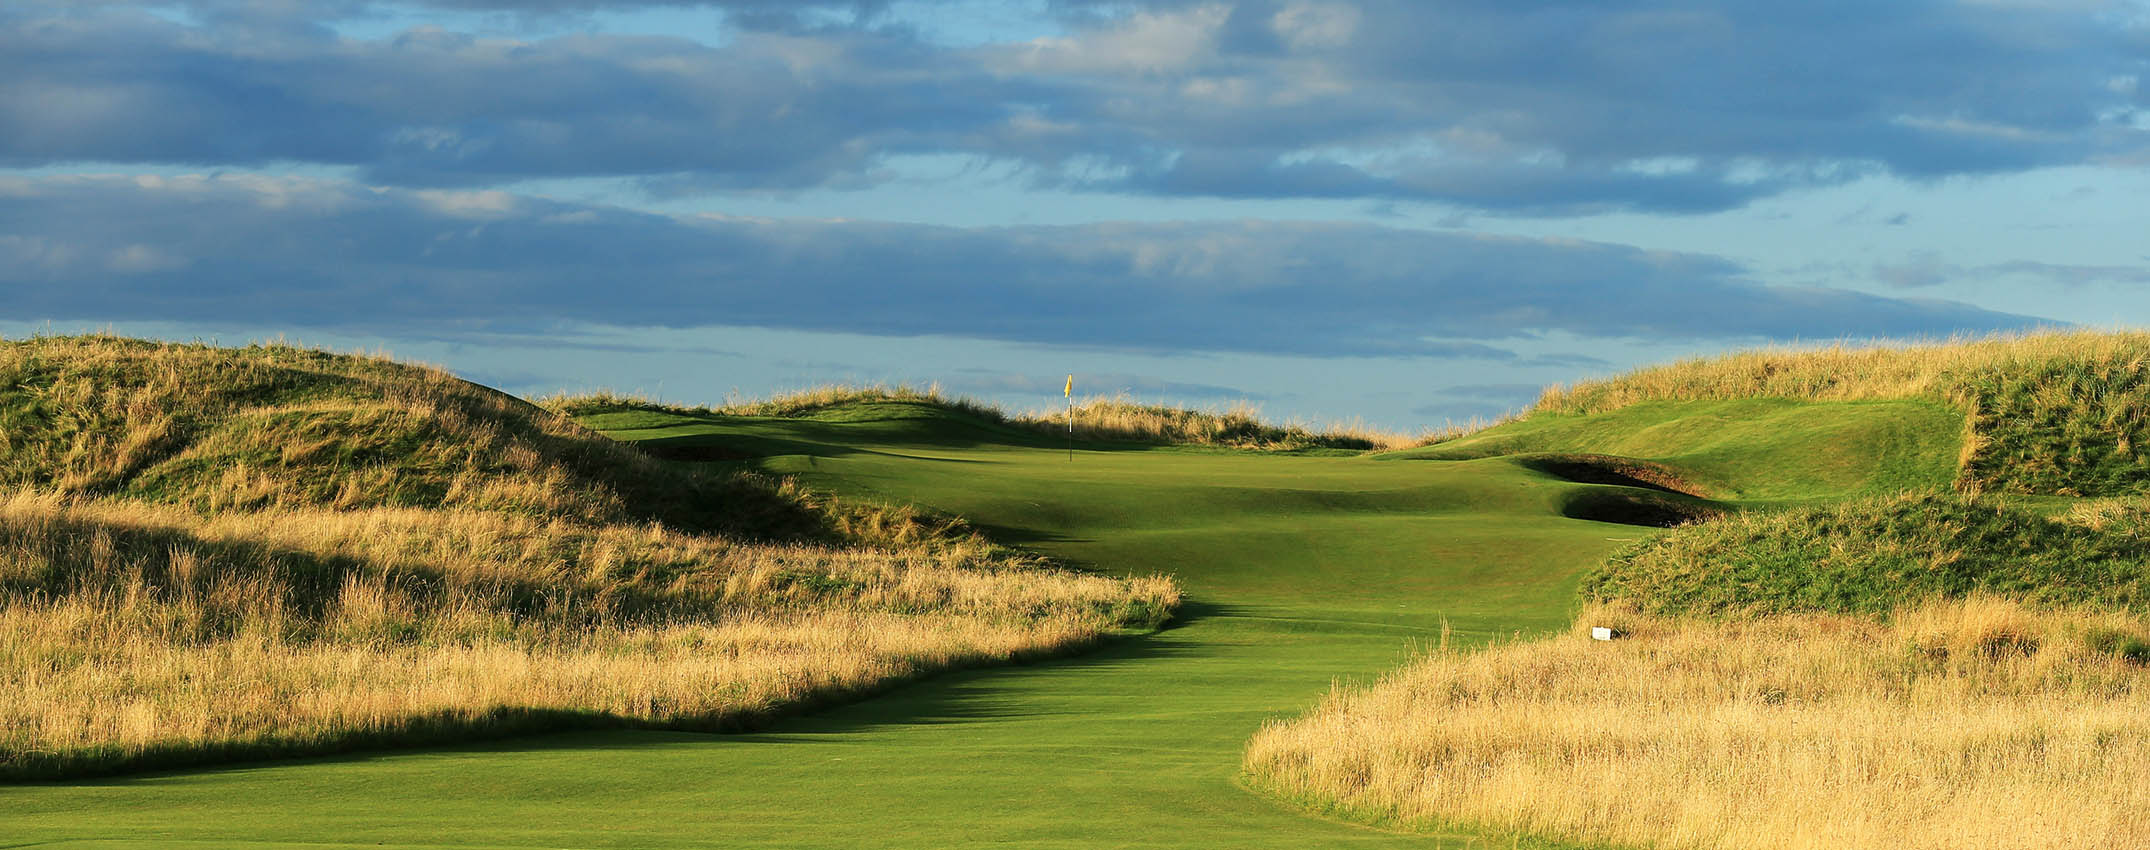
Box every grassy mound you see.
[0,335,828,537]
[1583,492,2150,615]
[1529,330,2150,497]
[0,337,1178,780]
[553,386,1415,452]
[1398,398,1960,500]
[1246,598,2150,850]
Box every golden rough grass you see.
[1245,598,2150,850]
[6,603,1097,773]
[1532,328,2142,415]
[0,492,1177,779]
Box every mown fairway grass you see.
[0,395,1667,849]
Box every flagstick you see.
[1065,374,1074,462]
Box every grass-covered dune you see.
[0,335,878,538]
[1539,332,2150,617]
[556,385,1419,452]
[0,336,1175,780]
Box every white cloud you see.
[1271,2,1360,50]
[1003,4,1227,74]
[412,188,521,217]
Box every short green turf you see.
[0,398,1919,849]
[1395,398,1961,501]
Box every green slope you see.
[1395,398,1961,500]
[0,397,1916,848]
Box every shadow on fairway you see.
[756,631,1208,737]
[965,521,1096,550]
[737,600,1233,737]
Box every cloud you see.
[2,1,2143,213]
[1517,352,1613,369]
[0,6,1009,190]
[0,174,2056,356]
[1876,254,2150,289]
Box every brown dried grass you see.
[1246,598,2150,850]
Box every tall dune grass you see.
[1532,329,2138,413]
[1246,598,2150,850]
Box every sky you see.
[4,0,2149,429]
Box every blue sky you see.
[4,0,2148,428]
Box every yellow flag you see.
[1064,374,1073,398]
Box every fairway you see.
[3,402,1684,848]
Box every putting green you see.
[0,400,1899,848]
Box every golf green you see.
[0,402,1716,848]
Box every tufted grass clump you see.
[1582,491,2150,615]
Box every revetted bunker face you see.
[1515,453,1708,497]
[1516,454,1723,527]
[1558,489,1723,528]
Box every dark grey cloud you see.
[0,4,1018,190]
[3,1,2144,213]
[0,175,2055,356]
